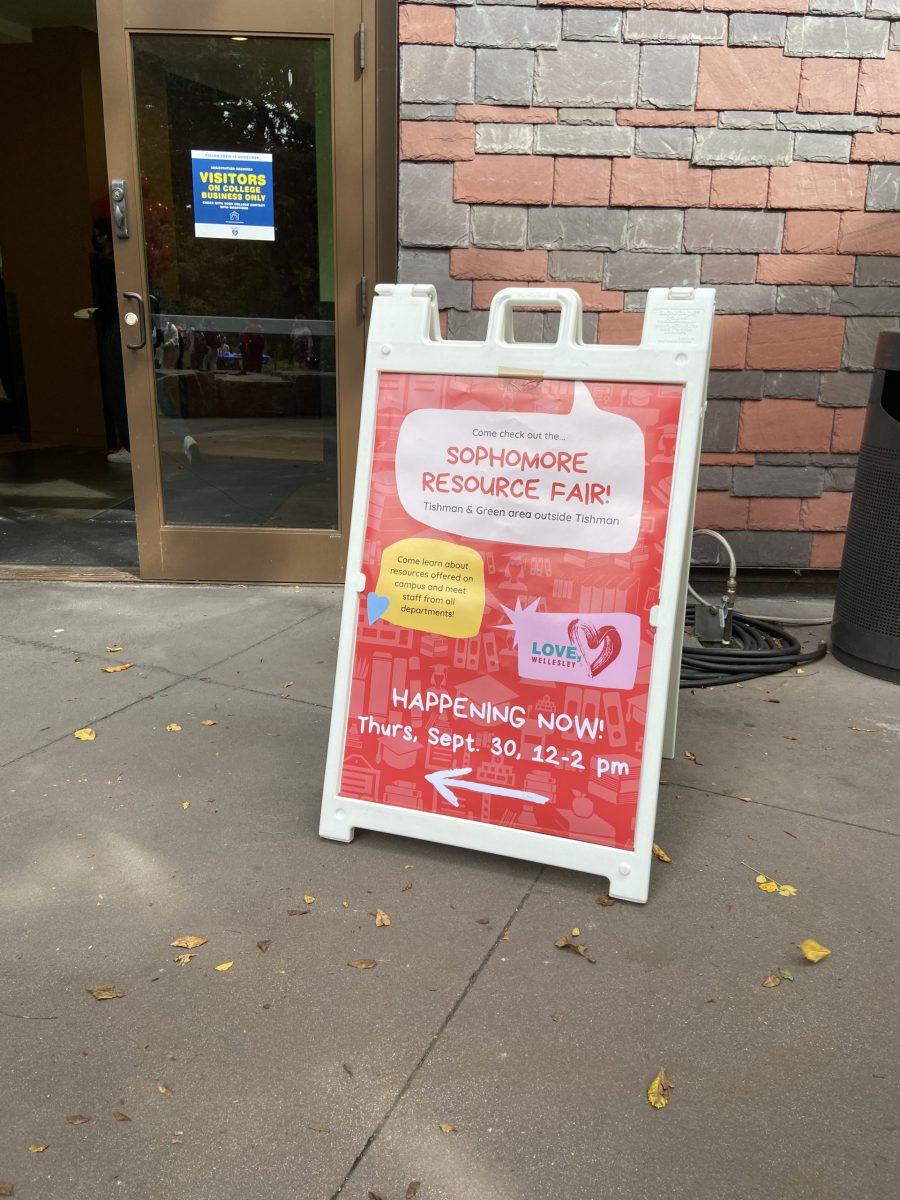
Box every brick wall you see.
[396,0,900,569]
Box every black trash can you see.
[832,331,900,683]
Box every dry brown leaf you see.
[438,1122,457,1134]
[165,723,181,733]
[647,1066,675,1110]
[102,663,133,674]
[476,917,490,925]
[73,728,96,742]
[341,900,350,908]
[257,940,271,953]
[375,909,391,927]
[27,1145,48,1154]
[201,719,216,726]
[342,1062,353,1077]
[87,986,124,1001]
[155,1081,173,1096]
[797,938,831,963]
[738,796,753,803]
[761,972,781,988]
[214,961,234,972]
[501,930,510,940]
[402,882,412,892]
[67,1115,90,1125]
[652,843,671,863]
[171,1131,184,1144]
[173,953,195,966]
[347,959,378,970]
[113,1111,130,1122]
[0,1181,13,1196]
[368,1193,384,1200]
[683,750,698,763]
[406,1183,422,1198]
[287,908,311,917]
[309,1124,330,1133]
[554,936,596,964]
[596,892,616,907]
[170,935,207,950]
[283,681,294,689]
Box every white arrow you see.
[425,767,549,809]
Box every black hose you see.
[680,605,828,688]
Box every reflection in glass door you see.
[132,35,338,531]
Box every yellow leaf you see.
[201,719,216,726]
[647,1066,675,1110]
[155,1081,173,1096]
[28,1145,48,1154]
[214,961,234,972]
[438,1123,457,1134]
[375,909,391,927]
[797,938,831,964]
[67,1115,90,1125]
[303,895,316,905]
[778,885,798,897]
[341,900,349,908]
[87,986,124,1000]
[102,663,133,674]
[683,751,696,762]
[347,959,378,970]
[106,646,123,653]
[166,723,181,733]
[652,843,671,863]
[73,728,96,742]
[174,953,195,966]
[170,935,207,949]
[755,874,768,883]
[758,880,778,893]
[181,800,190,810]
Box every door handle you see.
[122,291,147,350]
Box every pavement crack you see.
[328,865,545,1199]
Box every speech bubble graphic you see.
[500,600,641,690]
[395,382,646,553]
[374,537,485,639]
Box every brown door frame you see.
[96,0,379,583]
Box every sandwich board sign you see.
[320,285,714,903]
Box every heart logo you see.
[366,592,390,624]
[231,229,239,237]
[567,619,622,679]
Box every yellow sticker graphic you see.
[373,538,484,639]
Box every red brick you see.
[454,156,553,204]
[768,163,868,211]
[746,316,844,370]
[450,249,548,281]
[782,211,840,254]
[712,316,749,370]
[616,109,717,127]
[697,47,801,111]
[693,492,750,531]
[838,212,900,255]
[399,4,456,45]
[832,408,866,453]
[757,254,855,285]
[610,158,711,207]
[703,0,808,10]
[800,492,851,532]
[701,452,756,466]
[456,105,557,125]
[538,0,644,7]
[738,398,834,452]
[851,133,900,164]
[810,532,844,569]
[439,309,449,338]
[878,117,900,133]
[857,54,900,116]
[710,168,769,209]
[400,121,475,162]
[748,498,802,531]
[798,58,858,115]
[552,158,612,206]
[597,312,645,345]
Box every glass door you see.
[97,0,368,581]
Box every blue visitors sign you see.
[191,149,275,241]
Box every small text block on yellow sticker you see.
[374,538,484,639]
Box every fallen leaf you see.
[797,938,831,964]
[166,723,181,733]
[652,843,671,863]
[438,1123,457,1134]
[87,986,124,1001]
[173,953,195,966]
[201,719,216,726]
[180,800,190,810]
[406,1183,422,1198]
[73,728,96,742]
[67,1115,90,1125]
[0,1181,13,1196]
[283,681,293,689]
[501,930,510,940]
[404,864,414,870]
[27,1145,48,1154]
[170,935,207,950]
[102,663,133,674]
[257,940,271,953]
[347,959,378,970]
[554,936,595,964]
[309,1124,330,1133]
[758,880,778,893]
[571,927,580,937]
[683,750,701,764]
[596,892,616,907]
[375,909,391,927]
[778,885,797,897]
[155,1081,173,1096]
[171,1130,184,1144]
[476,917,490,925]
[368,1193,384,1200]
[778,968,794,981]
[341,900,350,908]
[214,961,234,972]
[402,883,412,892]
[342,1062,353,1077]
[647,1066,675,1110]
[738,796,752,803]
[303,895,316,905]
[287,908,311,917]
[106,646,123,653]
[113,1111,130,1122]
[761,973,781,988]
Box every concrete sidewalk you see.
[0,581,897,1200]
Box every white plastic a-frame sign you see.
[320,285,714,903]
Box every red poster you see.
[338,372,682,851]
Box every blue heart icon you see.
[366,592,390,624]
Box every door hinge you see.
[360,275,368,319]
[357,21,366,72]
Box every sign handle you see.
[485,287,584,349]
